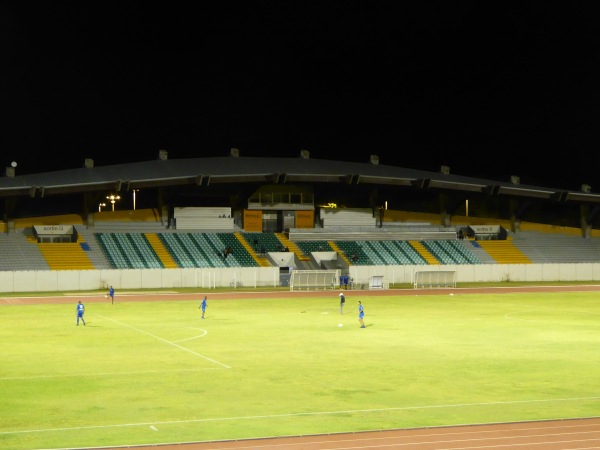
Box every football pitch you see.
[1,287,599,449]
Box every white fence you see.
[2,263,600,293]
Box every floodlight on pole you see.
[98,202,106,212]
[106,194,121,211]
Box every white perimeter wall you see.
[348,263,600,288]
[0,267,281,293]
[2,264,600,293]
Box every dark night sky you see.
[1,3,599,190]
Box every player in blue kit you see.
[199,296,207,319]
[108,286,115,304]
[76,301,86,326]
[358,301,365,328]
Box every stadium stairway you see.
[409,240,440,265]
[75,227,112,269]
[328,241,352,265]
[37,238,95,270]
[275,232,311,261]
[462,239,496,264]
[476,239,532,264]
[234,232,271,267]
[144,233,178,268]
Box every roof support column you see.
[439,192,451,227]
[580,205,592,239]
[509,199,521,233]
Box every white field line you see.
[96,314,230,368]
[0,319,222,381]
[172,326,208,342]
[0,367,223,381]
[2,396,600,436]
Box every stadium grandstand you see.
[2,149,600,292]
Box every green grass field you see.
[1,290,599,449]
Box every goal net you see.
[290,269,340,291]
[413,270,456,288]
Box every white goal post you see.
[413,270,456,288]
[290,269,340,291]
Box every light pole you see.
[106,194,121,211]
[133,189,139,210]
[98,202,106,212]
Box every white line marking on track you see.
[1,297,24,304]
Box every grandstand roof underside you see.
[0,156,598,205]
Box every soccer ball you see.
[105,294,108,298]
[338,323,343,327]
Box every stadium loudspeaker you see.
[300,149,310,159]
[510,175,520,185]
[440,165,450,174]
[158,149,169,160]
[370,154,379,165]
[84,158,94,168]
[230,148,240,157]
[582,184,591,193]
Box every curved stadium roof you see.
[1,155,598,205]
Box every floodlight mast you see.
[106,194,121,211]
